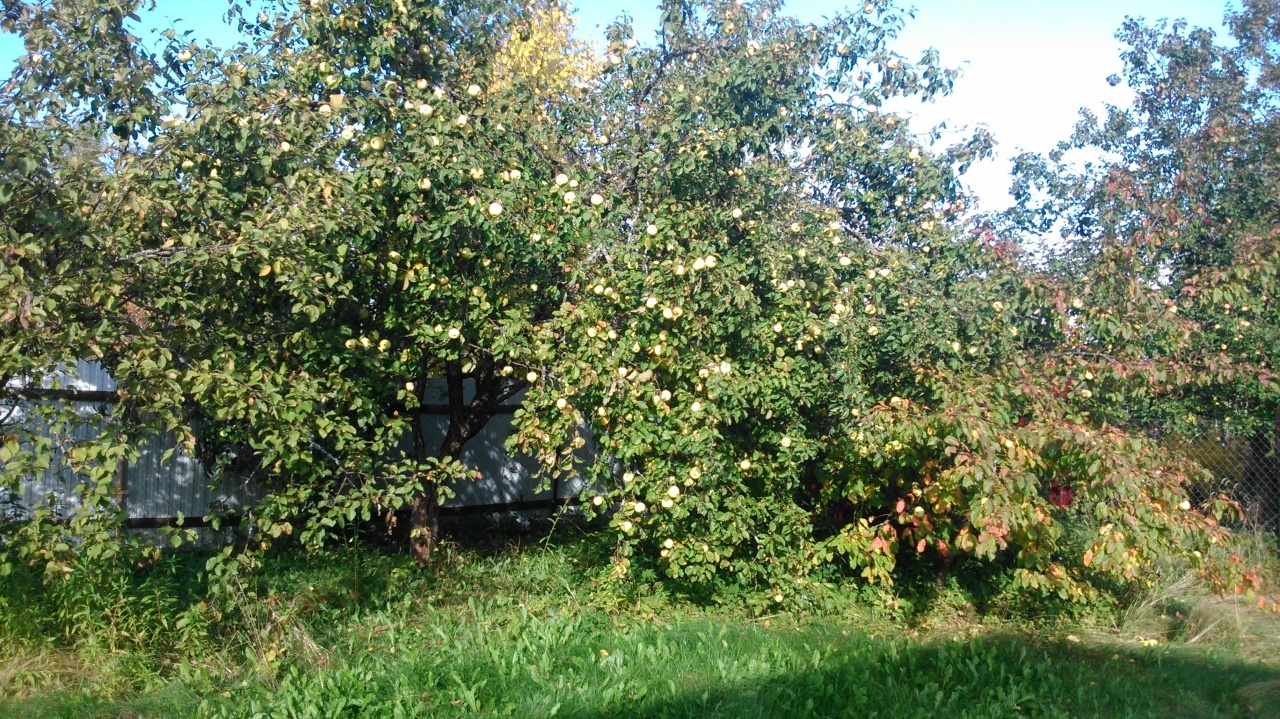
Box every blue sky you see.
[0,0,1236,209]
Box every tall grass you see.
[1,524,1277,719]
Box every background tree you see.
[1004,0,1280,530]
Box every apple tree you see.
[1,0,604,575]
[512,0,1275,605]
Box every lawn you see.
[2,524,1278,719]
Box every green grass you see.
[2,524,1278,719]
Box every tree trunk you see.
[408,487,439,567]
[408,384,438,565]
[408,359,516,566]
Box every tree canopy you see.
[1,0,1274,609]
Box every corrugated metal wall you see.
[5,361,117,518]
[6,362,585,537]
[420,379,592,510]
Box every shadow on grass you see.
[547,633,1280,719]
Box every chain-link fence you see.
[1162,420,1280,537]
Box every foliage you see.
[1003,0,1280,441]
[509,1,1273,605]
[0,0,1274,613]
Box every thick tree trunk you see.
[408,359,519,566]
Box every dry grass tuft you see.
[0,650,97,699]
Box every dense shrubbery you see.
[0,0,1276,624]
